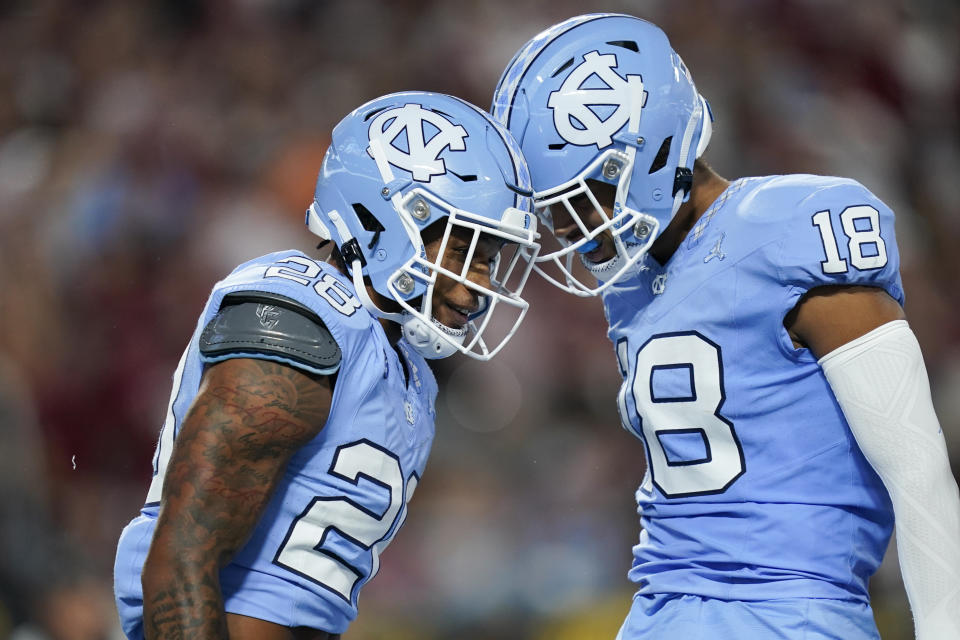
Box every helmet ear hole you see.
[351,203,385,233]
[648,136,672,174]
[352,203,386,249]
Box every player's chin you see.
[583,249,611,264]
[583,240,617,264]
[571,232,615,264]
[435,304,470,332]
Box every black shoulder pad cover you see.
[199,291,341,375]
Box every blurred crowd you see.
[0,1,957,639]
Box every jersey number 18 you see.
[617,332,745,498]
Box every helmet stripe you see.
[451,96,531,210]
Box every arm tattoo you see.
[142,358,333,639]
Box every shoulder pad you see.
[199,291,341,375]
[766,174,903,306]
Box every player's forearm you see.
[820,321,960,638]
[142,551,229,640]
[140,359,332,639]
[888,482,960,640]
[141,421,287,639]
[140,481,267,640]
[883,445,960,639]
[140,478,274,640]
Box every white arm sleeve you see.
[819,320,960,640]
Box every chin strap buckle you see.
[673,167,693,197]
[340,238,367,268]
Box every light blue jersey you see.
[114,250,437,637]
[605,175,903,605]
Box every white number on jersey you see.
[274,440,418,603]
[265,256,362,316]
[617,332,745,498]
[811,205,888,274]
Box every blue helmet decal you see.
[448,94,532,213]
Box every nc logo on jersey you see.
[548,51,644,149]
[368,104,468,182]
[652,273,668,295]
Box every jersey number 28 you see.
[274,440,419,604]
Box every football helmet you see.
[491,13,712,295]
[308,92,540,360]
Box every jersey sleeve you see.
[199,251,371,375]
[199,292,343,375]
[775,178,904,305]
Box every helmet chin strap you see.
[401,314,467,360]
[579,215,658,279]
[580,250,626,277]
[669,93,704,218]
[326,209,405,323]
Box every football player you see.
[492,13,960,640]
[113,92,539,640]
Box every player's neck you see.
[379,316,402,345]
[364,286,404,345]
[648,165,730,265]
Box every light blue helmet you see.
[308,91,540,360]
[491,14,712,295]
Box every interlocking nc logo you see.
[652,273,668,295]
[548,51,643,149]
[368,104,468,181]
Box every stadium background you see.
[0,1,957,638]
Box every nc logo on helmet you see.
[367,104,468,182]
[548,51,643,149]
